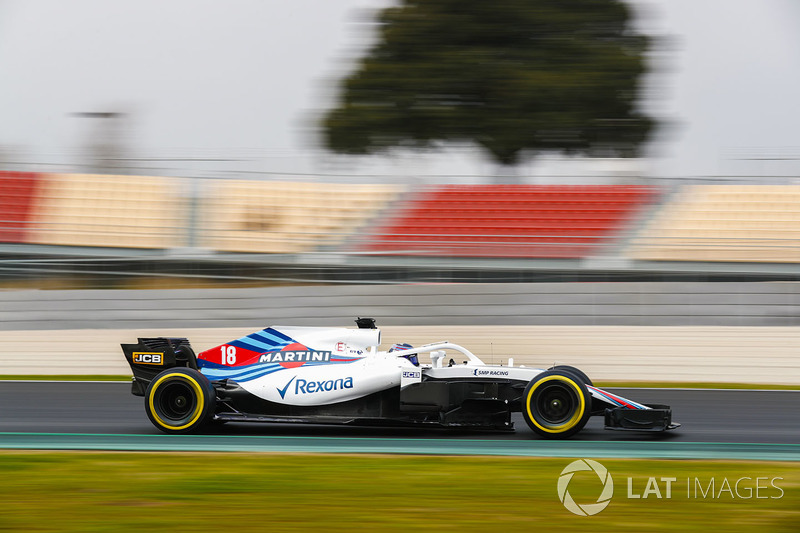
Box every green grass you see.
[0,453,797,532]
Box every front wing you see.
[604,403,681,432]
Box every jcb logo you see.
[133,352,163,365]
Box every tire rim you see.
[534,382,578,426]
[154,380,198,424]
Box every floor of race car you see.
[1,382,799,445]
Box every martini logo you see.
[257,341,333,369]
[259,351,332,363]
[557,459,614,516]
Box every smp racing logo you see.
[277,376,354,399]
[473,369,509,376]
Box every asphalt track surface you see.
[1,382,799,445]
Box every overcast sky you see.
[1,0,799,180]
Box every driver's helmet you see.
[389,342,418,366]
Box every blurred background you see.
[1,0,799,382]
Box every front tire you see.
[522,370,592,439]
[548,365,593,387]
[144,368,215,434]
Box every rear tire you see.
[144,368,215,434]
[522,370,592,439]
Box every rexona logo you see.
[259,351,332,363]
[132,352,163,365]
[558,459,614,516]
[277,376,354,399]
[473,369,509,376]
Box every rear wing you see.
[120,337,198,396]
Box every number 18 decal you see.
[220,345,237,365]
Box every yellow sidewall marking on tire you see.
[526,375,585,434]
[148,373,205,431]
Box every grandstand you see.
[4,173,800,272]
[199,180,404,254]
[26,174,185,249]
[360,184,657,258]
[629,185,800,263]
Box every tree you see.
[322,0,654,167]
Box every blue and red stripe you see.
[587,385,647,410]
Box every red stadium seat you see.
[360,184,656,258]
[0,171,41,243]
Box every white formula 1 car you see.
[122,318,679,439]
